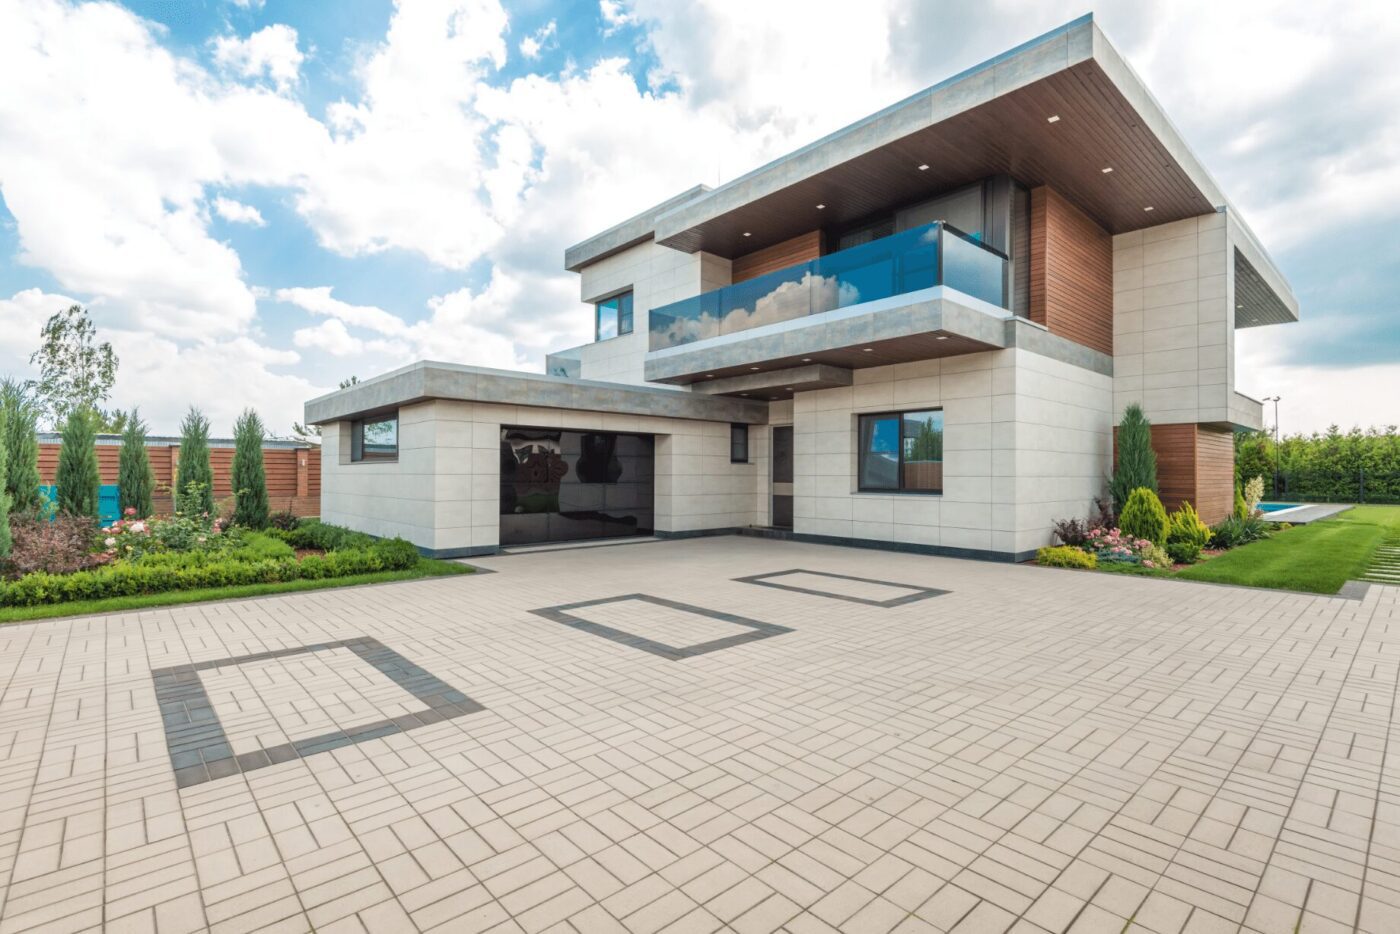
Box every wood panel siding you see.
[1113,423,1236,524]
[730,230,823,284]
[37,441,321,516]
[1194,427,1236,525]
[1029,187,1113,355]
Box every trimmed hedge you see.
[270,519,376,551]
[0,537,420,608]
[1036,545,1097,569]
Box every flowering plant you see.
[102,509,234,559]
[1085,527,1171,568]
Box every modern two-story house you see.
[305,14,1298,560]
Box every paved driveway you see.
[0,537,1396,934]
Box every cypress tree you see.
[0,379,41,513]
[1111,403,1158,510]
[56,407,100,518]
[0,407,10,558]
[175,407,215,516]
[118,409,156,518]
[231,408,269,529]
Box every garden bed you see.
[0,514,473,623]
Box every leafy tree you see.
[0,379,42,513]
[28,305,118,428]
[907,416,942,462]
[1234,430,1274,487]
[1111,404,1158,509]
[231,408,269,529]
[1119,487,1169,546]
[55,407,101,518]
[0,407,10,558]
[117,410,156,518]
[175,407,214,516]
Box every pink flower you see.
[104,536,116,547]
[130,521,147,534]
[1143,560,1155,568]
[124,507,136,516]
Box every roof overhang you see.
[564,15,1296,324]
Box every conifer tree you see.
[1111,403,1158,509]
[0,379,41,513]
[56,407,100,518]
[118,410,156,518]
[175,407,214,516]
[231,408,269,529]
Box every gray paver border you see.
[528,593,792,660]
[732,568,950,607]
[152,636,484,788]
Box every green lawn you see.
[0,558,474,624]
[1174,505,1400,594]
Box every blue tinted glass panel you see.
[859,415,900,491]
[943,233,1005,306]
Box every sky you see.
[0,0,1397,439]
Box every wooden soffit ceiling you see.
[656,60,1216,259]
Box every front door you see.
[771,426,793,529]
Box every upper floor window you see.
[857,409,943,493]
[595,291,633,341]
[351,413,398,462]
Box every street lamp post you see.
[1262,396,1281,496]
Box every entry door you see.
[771,426,794,529]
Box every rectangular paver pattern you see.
[0,537,1396,933]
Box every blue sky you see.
[0,0,1396,436]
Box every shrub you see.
[1037,546,1097,569]
[0,536,419,606]
[1111,404,1157,511]
[1166,540,1202,565]
[0,379,41,514]
[1086,527,1169,569]
[118,410,156,519]
[175,407,214,516]
[1119,487,1169,546]
[231,409,269,529]
[268,509,300,531]
[273,519,376,551]
[1167,501,1211,549]
[0,407,8,559]
[1234,484,1248,521]
[1210,514,1271,549]
[5,515,101,576]
[56,407,100,518]
[1052,499,1117,549]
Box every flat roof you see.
[563,15,1295,319]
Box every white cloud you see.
[598,0,634,35]
[212,196,266,226]
[212,24,304,92]
[519,20,556,59]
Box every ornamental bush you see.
[0,379,41,515]
[1243,475,1265,514]
[118,411,156,519]
[1119,487,1169,546]
[1166,540,1202,565]
[175,407,214,517]
[1167,501,1211,549]
[0,535,419,607]
[1210,514,1271,550]
[55,407,100,518]
[231,409,269,529]
[1234,484,1248,521]
[1111,404,1157,510]
[1036,545,1097,569]
[0,407,9,559]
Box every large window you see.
[595,291,634,341]
[351,413,398,462]
[730,424,749,464]
[858,410,943,493]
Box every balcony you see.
[649,222,1007,353]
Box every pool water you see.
[1257,502,1299,513]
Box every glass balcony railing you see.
[648,222,1008,352]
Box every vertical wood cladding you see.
[1114,423,1237,524]
[1029,187,1113,355]
[731,230,823,284]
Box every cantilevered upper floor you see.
[552,13,1298,421]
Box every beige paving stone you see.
[0,539,1395,933]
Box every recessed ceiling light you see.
[917,164,930,171]
[705,373,715,378]
[749,366,760,370]
[1101,167,1113,174]
[742,231,752,237]
[740,393,749,396]
[801,357,812,362]
[816,203,826,210]
[785,387,793,391]
[1047,114,1061,123]
[1144,206,1154,212]
[862,347,874,352]
[935,335,948,341]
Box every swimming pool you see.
[1258,502,1301,513]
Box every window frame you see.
[856,409,944,494]
[350,411,399,464]
[594,290,634,341]
[729,423,749,464]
